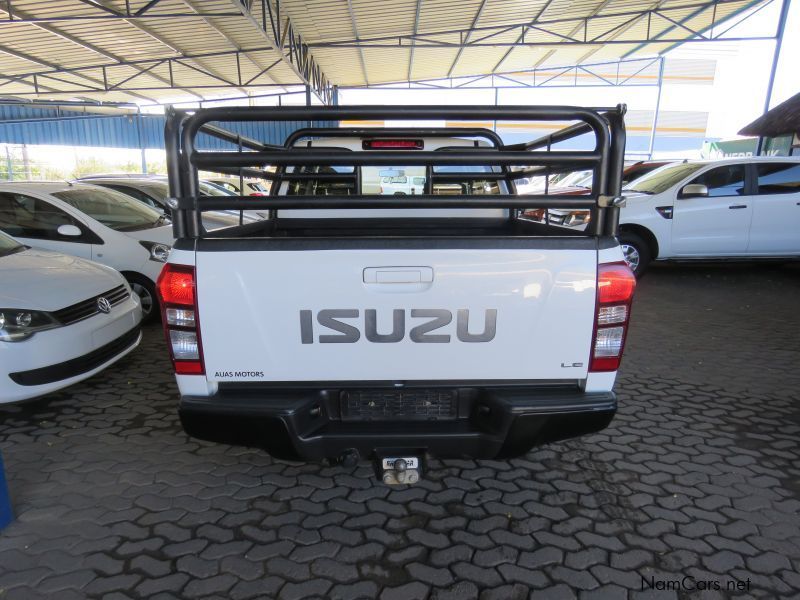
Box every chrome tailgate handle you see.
[363,266,433,284]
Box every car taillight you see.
[590,262,636,372]
[157,264,204,375]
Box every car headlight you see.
[0,309,60,342]
[139,241,171,263]
[564,211,591,226]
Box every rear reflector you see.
[590,262,636,372]
[157,264,205,376]
[175,361,204,375]
[362,139,423,150]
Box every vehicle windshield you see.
[136,181,169,202]
[200,181,236,196]
[552,170,592,189]
[52,187,165,232]
[623,163,705,195]
[0,230,24,257]
[248,181,268,192]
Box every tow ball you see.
[378,456,422,485]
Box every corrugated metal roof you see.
[0,104,334,149]
[0,0,767,103]
[281,0,764,86]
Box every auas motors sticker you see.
[214,371,265,378]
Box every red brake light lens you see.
[597,263,636,304]
[362,139,423,150]
[590,262,636,372]
[157,264,195,306]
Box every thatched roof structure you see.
[739,91,800,137]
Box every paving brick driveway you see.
[1,263,799,600]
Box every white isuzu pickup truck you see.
[158,105,635,484]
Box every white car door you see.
[671,164,753,256]
[747,162,800,255]
[0,191,94,259]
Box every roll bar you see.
[164,104,627,239]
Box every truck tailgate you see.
[195,240,598,382]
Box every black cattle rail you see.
[164,105,627,240]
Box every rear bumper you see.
[179,383,616,461]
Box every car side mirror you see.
[680,184,709,198]
[57,224,82,237]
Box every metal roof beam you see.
[307,0,765,48]
[135,0,165,17]
[226,0,334,104]
[86,0,250,98]
[0,1,240,25]
[492,0,553,73]
[307,35,773,48]
[0,42,157,103]
[0,3,186,102]
[448,0,490,77]
[407,0,423,81]
[76,0,123,17]
[340,57,669,90]
[0,47,280,82]
[179,0,286,94]
[530,0,616,71]
[622,0,765,58]
[346,0,369,85]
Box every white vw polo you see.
[0,231,142,403]
[0,181,175,321]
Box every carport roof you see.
[739,91,800,137]
[0,0,768,104]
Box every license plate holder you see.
[381,457,419,470]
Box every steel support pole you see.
[136,107,147,174]
[757,0,791,155]
[647,57,665,159]
[305,84,312,128]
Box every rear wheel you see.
[125,274,159,323]
[619,231,651,277]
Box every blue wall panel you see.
[0,106,334,150]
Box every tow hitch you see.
[378,456,422,485]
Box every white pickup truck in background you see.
[157,105,636,484]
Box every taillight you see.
[590,262,636,372]
[157,264,205,375]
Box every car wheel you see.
[619,232,651,277]
[125,274,159,323]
